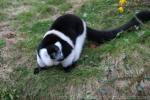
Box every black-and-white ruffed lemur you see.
[34,10,150,74]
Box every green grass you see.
[0,0,150,99]
[0,39,6,48]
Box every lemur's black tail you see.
[87,10,150,43]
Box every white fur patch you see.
[39,48,53,66]
[61,20,87,67]
[73,20,86,62]
[37,48,59,67]
[37,54,45,67]
[55,41,62,51]
[37,42,63,68]
[61,50,75,67]
[55,41,63,60]
[44,30,74,48]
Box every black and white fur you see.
[34,10,150,74]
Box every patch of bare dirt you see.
[0,22,16,46]
[65,0,86,14]
[66,65,150,99]
[66,78,119,99]
[0,48,15,80]
[0,22,28,80]
[66,52,150,99]
[51,0,86,20]
[6,5,31,20]
[0,3,31,80]
[0,21,17,80]
[49,6,62,21]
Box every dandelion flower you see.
[118,7,124,13]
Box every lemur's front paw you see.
[34,68,40,74]
[63,67,71,72]
[63,63,76,72]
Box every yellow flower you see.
[119,0,127,6]
[118,7,124,13]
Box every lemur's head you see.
[47,41,64,61]
[37,41,64,68]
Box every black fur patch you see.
[50,14,84,44]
